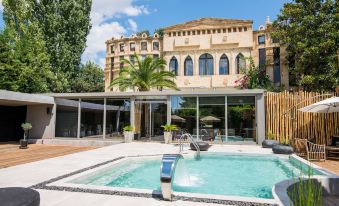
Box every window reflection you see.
[199,53,214,75]
[171,96,197,138]
[169,57,178,76]
[184,56,193,76]
[227,96,256,142]
[106,99,130,139]
[219,54,229,75]
[199,97,225,142]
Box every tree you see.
[235,58,273,90]
[109,54,178,91]
[270,0,339,91]
[136,30,150,37]
[33,0,92,87]
[0,0,64,93]
[72,62,104,93]
[154,28,164,37]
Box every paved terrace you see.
[0,143,306,206]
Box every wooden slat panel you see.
[265,91,339,145]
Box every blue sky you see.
[0,0,290,67]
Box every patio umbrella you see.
[200,115,221,122]
[171,115,186,122]
[298,96,339,145]
[299,97,339,113]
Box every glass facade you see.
[54,95,259,143]
[227,96,256,142]
[171,96,197,138]
[55,99,79,138]
[80,99,104,138]
[106,99,131,138]
[199,97,225,141]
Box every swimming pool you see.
[69,153,318,199]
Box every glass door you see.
[134,100,167,141]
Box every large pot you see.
[164,132,172,144]
[19,139,28,149]
[124,131,134,143]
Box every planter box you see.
[262,140,279,148]
[164,132,172,144]
[124,131,134,143]
[272,144,293,154]
[19,139,28,149]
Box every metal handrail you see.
[179,133,200,159]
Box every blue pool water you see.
[70,154,314,199]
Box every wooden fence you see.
[265,91,339,145]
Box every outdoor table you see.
[326,146,339,160]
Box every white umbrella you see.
[299,97,339,113]
[298,96,339,145]
[200,116,221,122]
[171,115,186,122]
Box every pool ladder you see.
[179,133,200,160]
[160,154,183,201]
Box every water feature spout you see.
[160,154,183,201]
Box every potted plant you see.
[123,125,134,143]
[20,123,32,149]
[262,131,279,148]
[161,124,177,144]
[272,139,294,154]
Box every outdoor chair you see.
[293,138,326,161]
[306,141,326,161]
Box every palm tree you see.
[109,54,178,91]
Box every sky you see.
[0,0,290,68]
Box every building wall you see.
[104,33,162,91]
[104,18,289,91]
[26,104,56,139]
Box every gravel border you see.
[30,155,277,206]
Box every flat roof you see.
[47,89,265,99]
[0,90,55,106]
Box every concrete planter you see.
[272,144,294,154]
[123,131,134,143]
[262,139,279,148]
[164,132,172,144]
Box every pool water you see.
[70,154,313,199]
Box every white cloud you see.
[0,0,3,11]
[128,19,137,32]
[82,21,126,65]
[83,0,150,68]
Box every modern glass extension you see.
[54,90,264,143]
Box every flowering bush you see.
[234,58,273,90]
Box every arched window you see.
[199,53,214,75]
[219,54,229,75]
[169,57,178,76]
[184,56,193,76]
[235,53,246,74]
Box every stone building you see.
[104,18,288,91]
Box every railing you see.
[179,133,200,160]
[160,154,183,201]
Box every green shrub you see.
[161,124,177,132]
[123,125,133,132]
